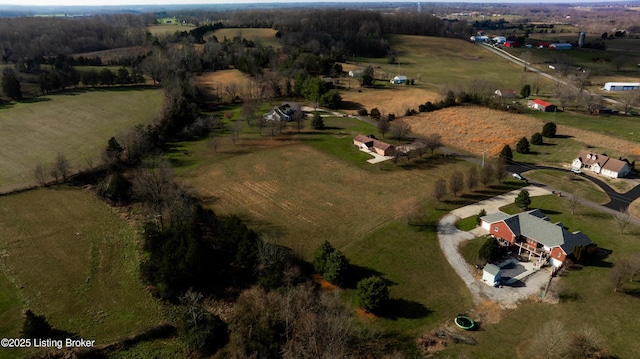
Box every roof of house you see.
[393,75,408,80]
[574,150,629,174]
[373,140,393,151]
[482,209,592,253]
[484,263,501,276]
[481,212,511,224]
[604,82,640,87]
[530,99,554,107]
[354,134,374,144]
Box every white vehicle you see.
[512,173,523,180]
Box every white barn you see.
[603,82,640,91]
[390,75,407,85]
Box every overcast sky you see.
[0,0,632,6]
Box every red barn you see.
[528,99,557,112]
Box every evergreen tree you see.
[514,189,531,210]
[361,66,374,87]
[313,240,335,274]
[357,276,389,313]
[520,84,531,99]
[2,68,22,100]
[542,122,557,138]
[312,113,325,130]
[516,137,530,154]
[323,250,349,286]
[531,132,543,145]
[369,107,381,120]
[478,237,501,263]
[499,144,513,161]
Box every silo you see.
[579,32,586,48]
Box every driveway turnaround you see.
[438,186,554,308]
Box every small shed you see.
[483,264,502,286]
[390,75,407,85]
[528,99,556,112]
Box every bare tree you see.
[292,103,305,133]
[390,120,411,143]
[117,124,151,164]
[377,116,390,138]
[480,164,493,187]
[209,130,220,152]
[414,139,428,158]
[526,320,569,359]
[494,158,508,183]
[520,51,532,72]
[567,190,582,215]
[423,133,442,155]
[132,157,174,229]
[231,120,242,145]
[449,170,464,197]
[466,166,478,191]
[54,152,71,183]
[619,90,640,115]
[241,99,258,126]
[224,82,238,102]
[433,178,447,203]
[612,256,634,293]
[34,163,47,186]
[614,207,632,234]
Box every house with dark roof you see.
[263,102,297,122]
[527,99,556,112]
[571,150,632,178]
[494,89,517,99]
[480,209,592,268]
[353,134,395,156]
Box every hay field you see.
[407,106,640,158]
[0,87,163,192]
[0,188,164,354]
[146,24,196,36]
[196,69,257,103]
[341,86,440,115]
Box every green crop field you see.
[0,188,169,359]
[0,87,163,193]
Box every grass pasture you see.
[0,188,166,358]
[0,87,163,193]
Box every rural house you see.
[603,82,640,91]
[353,134,395,156]
[263,102,297,122]
[494,89,517,99]
[480,209,592,268]
[390,75,407,85]
[571,151,632,178]
[527,99,556,112]
[348,70,363,77]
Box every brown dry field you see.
[196,69,256,103]
[186,143,456,258]
[407,106,640,157]
[73,46,148,63]
[340,86,440,116]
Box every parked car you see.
[512,173,524,180]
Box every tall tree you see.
[361,66,374,87]
[357,276,389,313]
[520,84,531,99]
[449,170,464,197]
[377,116,390,138]
[424,133,442,155]
[466,166,479,191]
[2,68,22,100]
[516,137,530,154]
[499,144,513,161]
[433,178,447,203]
[480,164,494,187]
[542,122,557,138]
[514,189,531,210]
[390,120,410,143]
[531,132,543,145]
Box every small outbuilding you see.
[528,99,556,112]
[483,264,502,286]
[494,89,517,99]
[603,82,640,91]
[390,75,407,85]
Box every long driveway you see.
[437,185,554,307]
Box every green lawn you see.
[0,188,168,358]
[439,195,640,358]
[523,169,610,204]
[455,215,479,232]
[0,87,163,192]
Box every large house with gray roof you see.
[480,209,592,268]
[571,150,632,178]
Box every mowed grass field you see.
[0,188,167,359]
[0,87,163,193]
